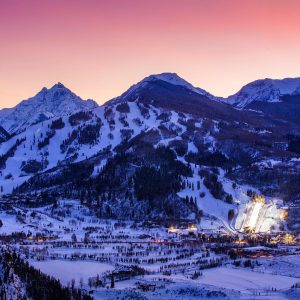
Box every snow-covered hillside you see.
[0,126,10,142]
[0,100,204,194]
[227,77,300,108]
[0,73,298,232]
[0,82,98,134]
[0,100,288,233]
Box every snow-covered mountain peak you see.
[227,77,300,108]
[143,72,212,96]
[146,72,196,87]
[38,82,67,93]
[52,82,65,88]
[0,83,98,134]
[37,82,77,99]
[108,72,217,107]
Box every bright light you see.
[248,202,263,229]
[235,239,246,244]
[283,233,294,244]
[253,195,266,204]
[280,210,288,220]
[168,225,177,233]
[188,224,198,231]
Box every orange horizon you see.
[1,0,300,108]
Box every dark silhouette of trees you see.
[50,117,65,130]
[0,251,92,300]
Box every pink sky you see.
[1,0,300,107]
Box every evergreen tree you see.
[110,274,115,288]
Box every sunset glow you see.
[1,0,300,107]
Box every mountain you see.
[227,77,300,108]
[111,72,217,101]
[0,73,299,230]
[108,72,245,121]
[0,82,98,134]
[0,126,10,143]
[227,78,300,125]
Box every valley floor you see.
[0,198,299,300]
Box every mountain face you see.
[0,73,299,229]
[227,78,300,108]
[109,72,246,122]
[0,126,10,143]
[0,83,98,134]
[227,78,300,126]
[109,72,224,113]
[111,73,217,101]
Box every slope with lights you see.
[236,195,284,233]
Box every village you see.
[0,197,300,299]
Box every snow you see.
[0,82,97,133]
[256,254,300,278]
[237,197,283,233]
[0,100,198,195]
[31,260,114,286]
[0,212,27,234]
[177,166,235,232]
[248,202,262,229]
[187,142,198,153]
[0,75,299,300]
[147,73,209,96]
[199,266,299,292]
[228,77,300,108]
[0,198,298,300]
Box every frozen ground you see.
[91,268,300,300]
[31,260,114,286]
[0,198,299,299]
[256,254,300,277]
[199,266,298,293]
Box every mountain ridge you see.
[0,82,98,134]
[226,77,300,108]
[2,73,300,136]
[108,72,218,105]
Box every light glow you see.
[280,210,288,220]
[248,202,263,230]
[188,224,198,231]
[168,225,178,233]
[283,233,294,244]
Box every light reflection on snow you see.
[248,202,263,229]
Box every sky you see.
[1,0,300,108]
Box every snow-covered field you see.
[200,266,299,292]
[31,260,114,286]
[0,198,299,299]
[24,260,300,299]
[256,254,300,277]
